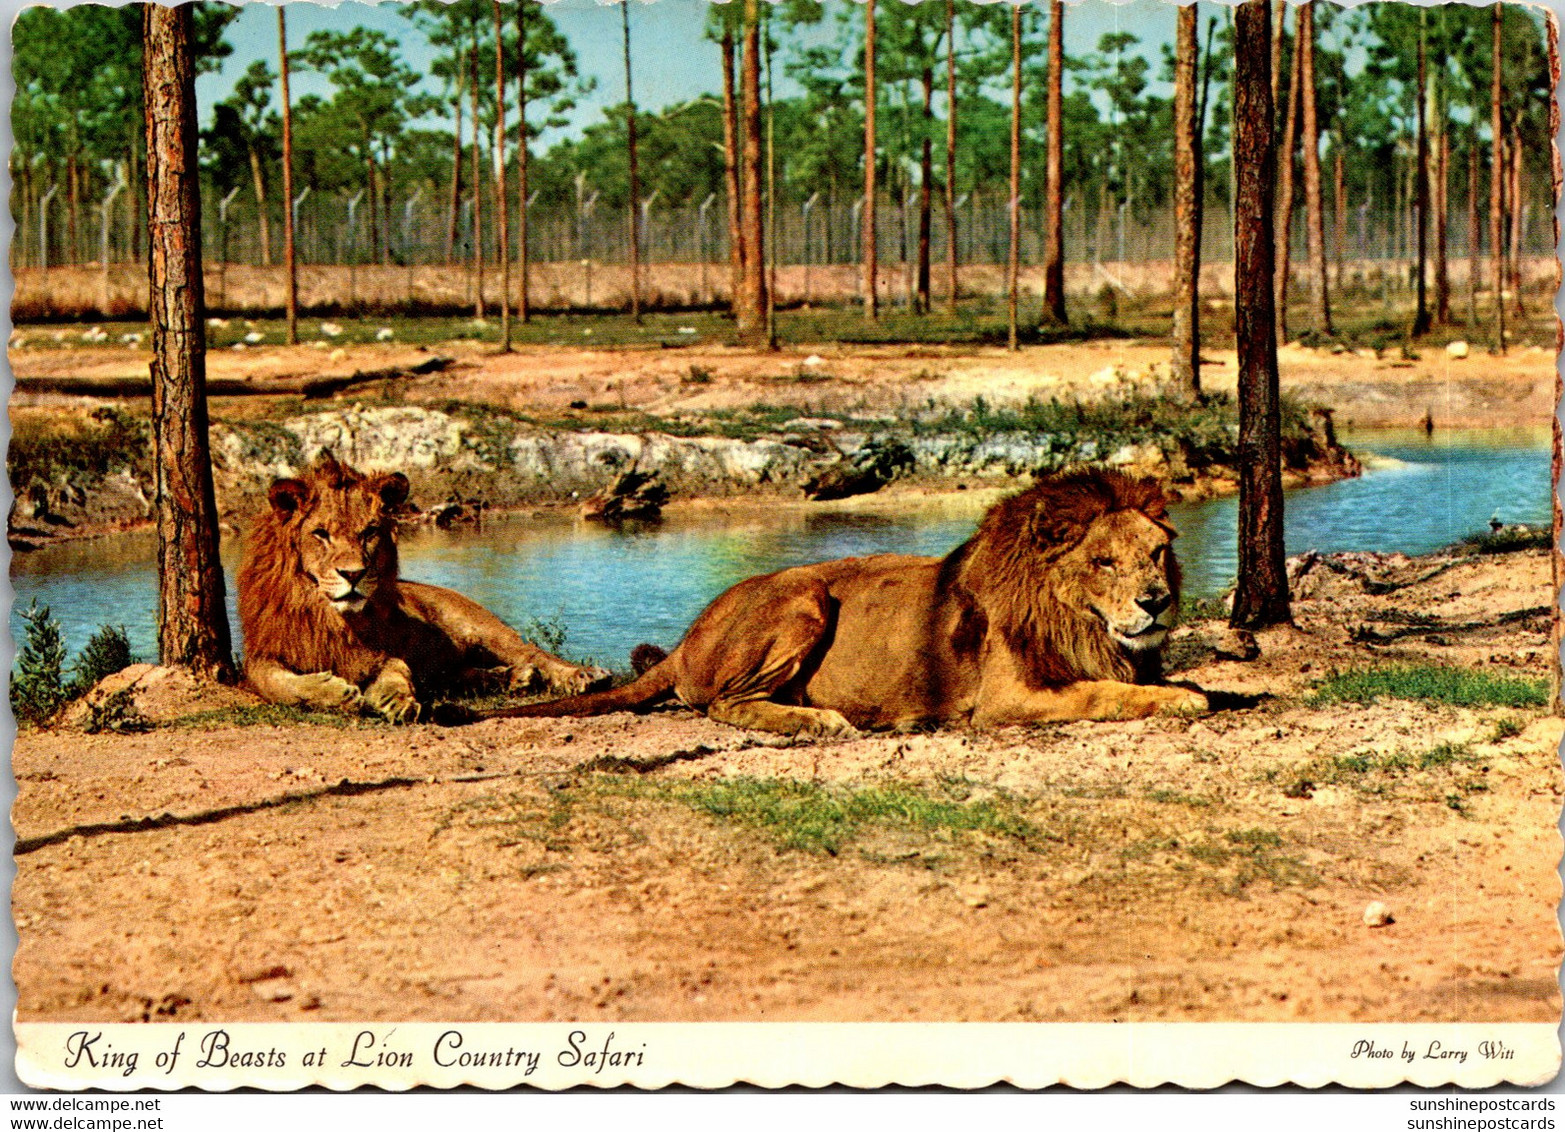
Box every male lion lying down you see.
[463,469,1207,736]
[238,451,608,722]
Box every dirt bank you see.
[12,544,1561,1024]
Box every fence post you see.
[346,189,365,309]
[38,184,58,271]
[403,186,424,307]
[802,192,820,306]
[698,192,715,304]
[216,184,241,311]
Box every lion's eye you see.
[1151,545,1167,564]
[311,527,331,542]
[1093,556,1115,570]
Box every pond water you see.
[11,427,1552,668]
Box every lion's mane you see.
[941,468,1178,688]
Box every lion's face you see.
[267,457,409,615]
[1055,509,1179,653]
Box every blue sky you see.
[195,0,1187,150]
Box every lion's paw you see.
[365,664,421,724]
[293,670,364,711]
[516,661,611,696]
[801,710,861,740]
[1156,687,1209,716]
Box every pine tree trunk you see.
[916,64,934,315]
[1334,143,1345,291]
[1509,123,1525,317]
[494,0,512,349]
[945,0,959,314]
[721,28,744,313]
[736,0,767,342]
[1006,3,1021,352]
[1042,0,1067,325]
[515,0,530,323]
[1412,14,1430,336]
[1172,3,1200,394]
[1300,1,1330,335]
[1232,0,1290,630]
[1274,7,1300,344]
[1468,142,1480,327]
[278,7,298,345]
[623,1,641,323]
[863,0,878,320]
[471,42,484,319]
[248,146,271,268]
[1433,106,1450,325]
[142,3,235,684]
[447,65,464,266]
[1491,3,1506,353]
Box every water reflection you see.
[12,428,1550,667]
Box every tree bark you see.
[1231,0,1291,630]
[471,41,484,320]
[1273,6,1301,344]
[944,0,959,313]
[623,0,642,324]
[736,0,767,342]
[1432,77,1450,325]
[1468,141,1480,327]
[142,2,236,684]
[863,0,878,320]
[248,146,271,268]
[494,0,512,349]
[1491,3,1506,353]
[447,61,464,266]
[1299,1,1330,335]
[1172,3,1200,394]
[1042,0,1067,325]
[278,7,298,345]
[720,28,744,313]
[1509,122,1525,318]
[1412,13,1430,336]
[1334,142,1345,291]
[1007,3,1021,352]
[516,0,531,322]
[916,63,934,315]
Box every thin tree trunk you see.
[447,61,464,266]
[1007,3,1021,352]
[247,147,271,268]
[494,0,511,349]
[944,0,959,314]
[1468,141,1480,327]
[1232,0,1290,630]
[1491,2,1506,353]
[471,41,484,320]
[1509,122,1525,317]
[142,2,235,684]
[737,0,767,342]
[863,0,878,320]
[623,1,641,323]
[720,27,744,313]
[67,153,80,265]
[1334,142,1345,292]
[515,0,530,322]
[1299,2,1330,335]
[1412,12,1430,335]
[366,157,382,271]
[916,63,934,315]
[1042,0,1067,325]
[278,7,298,345]
[1172,3,1200,393]
[1274,7,1301,344]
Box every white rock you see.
[1445,340,1469,359]
[207,317,229,328]
[311,340,328,350]
[1362,901,1394,928]
[230,341,247,351]
[802,354,825,367]
[319,322,343,338]
[244,331,265,344]
[329,348,348,362]
[678,327,697,335]
[376,327,395,341]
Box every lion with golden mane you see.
[238,450,608,722]
[470,469,1207,735]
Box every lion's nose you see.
[339,567,367,588]
[1137,591,1172,618]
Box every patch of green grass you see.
[1489,716,1525,742]
[1417,741,1475,770]
[655,776,1039,856]
[1146,789,1213,807]
[1308,664,1548,709]
[1184,827,1313,894]
[167,704,360,730]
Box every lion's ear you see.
[375,472,410,510]
[311,448,344,480]
[268,477,309,515]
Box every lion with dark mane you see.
[468,469,1207,735]
[238,450,607,722]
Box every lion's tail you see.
[476,651,678,722]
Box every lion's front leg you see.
[975,679,1208,726]
[247,658,364,713]
[363,658,421,723]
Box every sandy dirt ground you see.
[10,336,1557,431]
[13,544,1562,1024]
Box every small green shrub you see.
[1457,526,1553,555]
[11,602,70,726]
[69,624,136,697]
[521,615,570,657]
[1489,716,1525,742]
[1308,664,1548,709]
